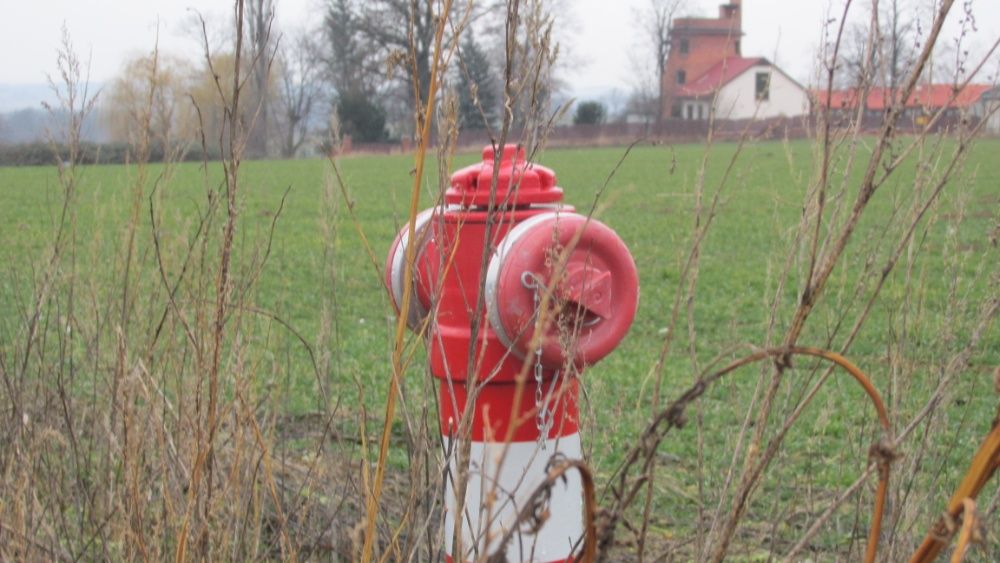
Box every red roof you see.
[814,84,991,111]
[677,57,768,97]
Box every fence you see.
[334,112,982,156]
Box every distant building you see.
[977,86,1000,135]
[661,0,809,121]
[814,84,992,125]
[674,57,810,120]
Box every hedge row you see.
[0,142,222,166]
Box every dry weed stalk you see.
[588,1,1000,561]
[175,1,289,558]
[327,1,593,560]
[336,0,998,560]
[3,1,997,561]
[360,0,456,559]
[0,2,335,560]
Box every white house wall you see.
[715,64,810,120]
[973,98,1000,134]
[988,102,1000,135]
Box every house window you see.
[686,104,693,120]
[676,70,686,85]
[735,40,741,56]
[679,39,689,54]
[755,72,770,101]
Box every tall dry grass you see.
[1,0,998,562]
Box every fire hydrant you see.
[386,144,638,562]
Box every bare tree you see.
[881,0,914,88]
[839,0,916,89]
[323,0,506,137]
[323,0,380,97]
[275,32,325,157]
[456,35,499,129]
[928,1,984,84]
[319,0,437,138]
[103,53,197,147]
[322,0,393,139]
[246,0,277,156]
[634,0,688,127]
[506,0,565,136]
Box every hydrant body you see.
[386,145,638,562]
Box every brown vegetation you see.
[1,1,998,562]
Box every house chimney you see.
[719,0,741,29]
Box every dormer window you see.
[755,72,770,101]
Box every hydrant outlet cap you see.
[485,211,639,368]
[446,144,563,206]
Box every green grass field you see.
[2,139,997,557]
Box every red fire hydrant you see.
[386,145,638,562]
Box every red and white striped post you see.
[440,376,584,562]
[386,145,638,562]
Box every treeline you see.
[79,0,646,161]
[2,0,975,166]
[82,0,537,161]
[4,1,753,163]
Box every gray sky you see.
[2,0,998,109]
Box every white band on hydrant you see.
[444,433,584,563]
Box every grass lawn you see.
[1,138,997,556]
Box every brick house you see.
[661,0,810,121]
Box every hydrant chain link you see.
[523,271,554,449]
[517,271,552,444]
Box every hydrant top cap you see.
[446,144,563,206]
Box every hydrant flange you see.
[385,207,438,331]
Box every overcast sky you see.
[2,0,998,109]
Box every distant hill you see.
[0,83,58,113]
[0,83,108,144]
[0,107,109,145]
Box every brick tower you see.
[661,0,742,119]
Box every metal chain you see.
[521,271,553,449]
